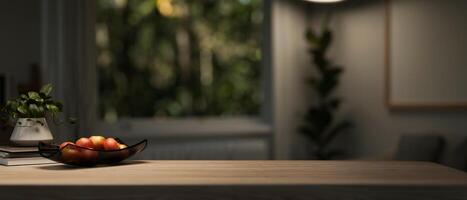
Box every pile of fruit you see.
[59,136,128,163]
[60,136,127,151]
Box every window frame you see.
[41,0,313,160]
[85,0,273,140]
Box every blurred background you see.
[0,0,466,171]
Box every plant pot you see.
[10,118,54,146]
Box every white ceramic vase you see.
[10,118,54,146]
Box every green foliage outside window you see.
[96,0,263,121]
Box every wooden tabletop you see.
[0,160,466,187]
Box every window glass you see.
[96,0,263,121]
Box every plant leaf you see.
[327,98,341,109]
[322,120,351,147]
[46,104,60,113]
[17,104,28,114]
[28,92,41,100]
[54,101,63,110]
[320,29,332,52]
[6,101,18,112]
[29,104,40,116]
[40,83,53,96]
[37,106,45,115]
[35,97,44,103]
[306,29,319,46]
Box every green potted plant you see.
[300,19,351,160]
[1,84,74,146]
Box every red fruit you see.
[103,138,120,151]
[59,142,74,150]
[76,137,94,149]
[89,136,106,150]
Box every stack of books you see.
[0,146,55,166]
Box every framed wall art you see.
[385,0,467,110]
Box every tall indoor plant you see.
[1,84,74,146]
[300,19,351,160]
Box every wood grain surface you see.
[0,160,466,200]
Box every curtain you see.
[40,0,96,142]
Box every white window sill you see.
[95,117,272,139]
